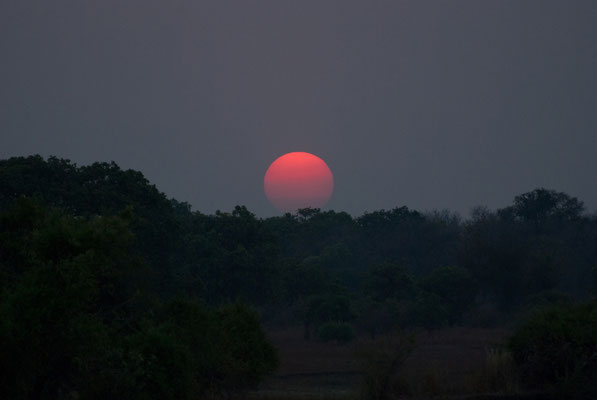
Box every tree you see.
[178,206,281,305]
[365,262,415,302]
[420,266,477,324]
[409,292,450,329]
[0,199,141,399]
[297,293,354,339]
[356,208,433,274]
[317,321,355,344]
[0,155,181,294]
[501,188,584,228]
[280,258,331,305]
[463,190,592,312]
[160,300,278,397]
[0,200,279,400]
[210,303,279,394]
[593,266,597,297]
[355,297,401,339]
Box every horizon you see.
[2,154,593,220]
[1,1,596,217]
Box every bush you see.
[509,301,597,398]
[160,299,279,398]
[210,303,280,394]
[357,331,415,400]
[317,321,355,344]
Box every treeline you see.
[2,156,596,324]
[0,157,278,399]
[1,155,596,397]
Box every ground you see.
[253,326,511,399]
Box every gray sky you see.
[1,1,596,217]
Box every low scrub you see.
[509,301,597,398]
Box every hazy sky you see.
[1,1,596,217]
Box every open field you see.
[252,327,515,399]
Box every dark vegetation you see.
[1,155,596,399]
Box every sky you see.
[1,1,596,217]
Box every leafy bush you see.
[210,303,279,394]
[317,321,355,343]
[509,301,597,398]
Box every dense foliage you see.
[0,198,277,400]
[1,155,596,397]
[510,301,597,398]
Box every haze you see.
[1,1,596,216]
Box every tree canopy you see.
[1,155,596,398]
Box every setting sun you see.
[264,152,334,213]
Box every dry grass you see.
[392,347,519,398]
[248,392,352,400]
[466,348,519,394]
[356,331,415,400]
[265,328,361,375]
[256,326,514,399]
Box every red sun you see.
[264,152,334,213]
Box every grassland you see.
[247,326,537,400]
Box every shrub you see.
[509,301,597,398]
[211,303,280,394]
[162,300,279,397]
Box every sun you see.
[264,152,334,213]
